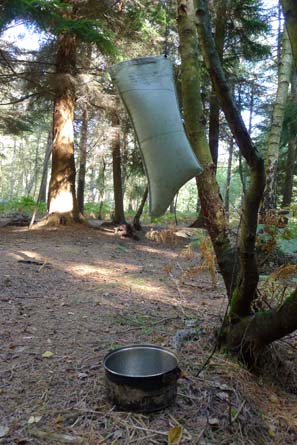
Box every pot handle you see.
[162,367,182,385]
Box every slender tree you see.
[177,0,297,362]
[133,185,148,230]
[282,0,297,68]
[282,69,297,207]
[177,0,237,297]
[262,29,292,212]
[111,107,125,224]
[224,138,234,216]
[77,106,89,215]
[208,0,228,167]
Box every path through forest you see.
[0,225,297,444]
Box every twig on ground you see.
[116,316,179,334]
[231,400,246,424]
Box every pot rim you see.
[103,344,178,379]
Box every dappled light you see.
[1,220,297,445]
[1,0,297,443]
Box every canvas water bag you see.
[109,55,202,217]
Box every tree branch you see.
[0,92,41,105]
[227,288,297,354]
[194,0,261,168]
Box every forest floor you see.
[0,223,297,445]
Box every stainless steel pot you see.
[104,345,180,412]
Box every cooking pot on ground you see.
[104,344,180,412]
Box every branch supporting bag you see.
[109,56,203,217]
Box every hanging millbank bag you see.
[109,55,202,217]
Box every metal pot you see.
[104,345,181,412]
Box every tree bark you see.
[111,109,125,224]
[77,107,88,214]
[224,138,233,216]
[225,289,297,359]
[195,0,265,319]
[262,30,292,212]
[282,69,297,208]
[133,185,148,230]
[10,139,17,199]
[98,157,106,220]
[208,0,228,167]
[195,0,297,357]
[32,133,42,198]
[177,0,237,297]
[48,31,80,221]
[39,131,52,202]
[281,0,297,69]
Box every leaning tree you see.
[177,0,297,364]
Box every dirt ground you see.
[1,224,297,445]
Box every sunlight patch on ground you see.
[136,245,179,259]
[66,263,169,296]
[67,262,138,277]
[9,250,44,261]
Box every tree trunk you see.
[195,0,297,359]
[177,0,237,297]
[26,133,41,197]
[10,139,17,199]
[262,30,292,212]
[282,138,297,208]
[39,131,52,203]
[88,166,96,203]
[208,0,228,167]
[282,69,297,208]
[77,107,88,214]
[48,31,80,222]
[282,0,297,69]
[111,109,125,224]
[224,138,233,216]
[235,84,247,202]
[32,132,42,198]
[133,185,148,230]
[196,0,265,320]
[169,200,175,214]
[98,157,106,220]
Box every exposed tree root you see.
[30,211,85,229]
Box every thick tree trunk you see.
[282,0,297,69]
[77,107,88,214]
[48,31,80,222]
[262,30,292,212]
[282,69,297,208]
[225,289,297,361]
[111,110,125,224]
